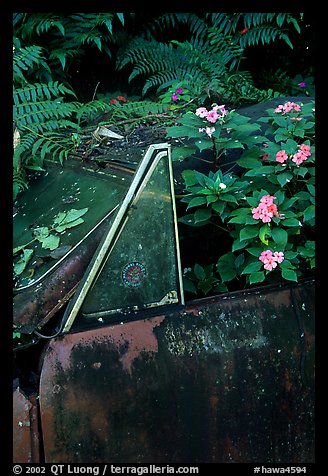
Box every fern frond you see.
[18,13,66,38]
[14,99,79,132]
[13,168,28,199]
[13,45,51,84]
[76,100,112,124]
[14,81,76,105]
[151,13,208,39]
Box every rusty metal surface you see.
[13,387,40,463]
[39,279,315,463]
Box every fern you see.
[116,12,303,101]
[13,80,81,198]
[13,45,51,84]
[76,98,170,126]
[14,82,78,131]
[117,37,232,97]
[15,13,125,73]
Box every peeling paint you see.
[163,310,267,356]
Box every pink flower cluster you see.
[196,104,228,137]
[275,143,311,165]
[274,101,301,114]
[252,195,280,223]
[196,104,227,122]
[259,250,285,271]
[171,87,184,101]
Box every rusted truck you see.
[13,102,315,464]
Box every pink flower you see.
[273,251,285,263]
[199,127,215,138]
[298,82,306,87]
[259,250,284,271]
[109,98,117,104]
[260,195,276,206]
[274,101,302,114]
[260,152,270,160]
[261,209,274,223]
[299,144,311,156]
[274,105,285,113]
[264,259,278,271]
[175,88,184,94]
[206,110,220,123]
[284,101,294,113]
[252,196,279,223]
[195,107,208,118]
[259,250,273,263]
[276,150,289,164]
[292,151,307,165]
[171,93,179,101]
[212,104,228,117]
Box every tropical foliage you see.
[177,99,315,294]
[116,13,304,102]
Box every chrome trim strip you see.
[62,144,170,333]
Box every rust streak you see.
[44,315,166,374]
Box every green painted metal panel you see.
[14,160,133,291]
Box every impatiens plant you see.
[177,99,315,294]
[166,101,265,164]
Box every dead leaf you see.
[13,128,20,150]
[94,125,124,141]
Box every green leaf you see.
[211,201,225,215]
[40,234,60,250]
[241,260,262,274]
[281,268,298,282]
[217,252,236,282]
[166,125,203,139]
[194,263,206,281]
[194,208,212,223]
[182,169,197,187]
[232,238,248,251]
[178,214,204,227]
[206,195,219,205]
[249,271,265,284]
[34,226,50,239]
[198,278,217,295]
[13,244,27,256]
[53,207,88,231]
[271,228,288,248]
[246,246,263,257]
[237,155,262,170]
[116,13,124,25]
[54,217,85,233]
[240,226,259,241]
[244,166,275,177]
[303,205,315,222]
[259,224,271,245]
[241,260,263,274]
[13,248,34,275]
[195,171,208,187]
[282,218,301,227]
[220,193,238,203]
[276,172,293,187]
[172,146,196,161]
[186,197,208,209]
[183,277,197,294]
